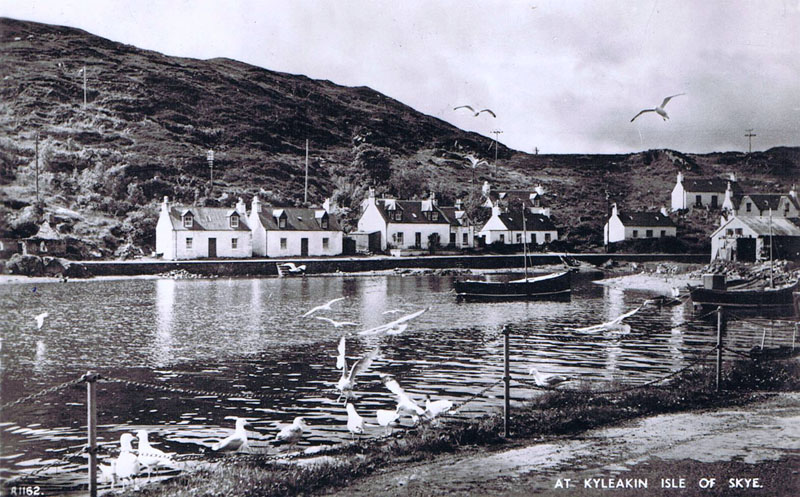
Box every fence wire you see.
[0,376,86,412]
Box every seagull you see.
[345,403,365,440]
[303,297,346,318]
[385,323,409,336]
[464,155,489,169]
[279,262,307,274]
[98,460,117,488]
[423,395,454,420]
[115,433,140,490]
[337,345,380,402]
[316,316,357,328]
[630,94,685,122]
[135,430,174,481]
[35,312,49,329]
[381,375,425,419]
[571,306,642,334]
[454,105,497,117]
[358,308,428,336]
[382,309,404,315]
[275,416,307,445]
[528,367,571,388]
[212,417,253,453]
[336,335,346,370]
[376,409,401,434]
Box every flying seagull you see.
[454,105,497,118]
[630,94,685,122]
[381,375,425,420]
[302,297,346,318]
[336,344,380,402]
[376,409,401,434]
[35,312,49,329]
[572,306,642,334]
[358,308,428,336]
[423,395,454,420]
[528,367,571,388]
[316,316,357,328]
[464,155,489,169]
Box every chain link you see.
[4,445,88,485]
[0,376,86,412]
[100,375,289,401]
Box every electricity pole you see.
[206,149,214,196]
[492,129,503,179]
[35,132,40,205]
[83,66,87,107]
[745,129,756,154]
[304,139,309,204]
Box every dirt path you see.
[320,393,800,496]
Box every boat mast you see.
[769,207,774,288]
[522,205,528,279]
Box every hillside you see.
[1,17,798,259]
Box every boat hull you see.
[690,280,799,311]
[454,271,571,300]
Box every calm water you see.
[0,273,795,492]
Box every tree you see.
[352,144,391,184]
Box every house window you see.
[396,232,404,245]
[280,238,287,249]
[415,232,421,248]
[695,195,702,207]
[746,202,752,212]
[321,217,329,229]
[735,228,743,235]
[499,234,505,243]
[279,217,287,228]
[661,230,666,237]
[394,211,402,222]
[322,237,329,249]
[463,232,468,245]
[726,229,734,236]
[183,214,193,228]
[230,215,239,228]
[450,233,456,245]
[231,238,238,249]
[516,233,522,243]
[711,195,718,208]
[432,211,439,221]
[531,233,536,244]
[186,237,193,249]
[545,233,552,243]
[646,229,653,238]
[632,230,639,238]
[785,204,790,215]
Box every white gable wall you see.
[155,210,176,260]
[357,203,388,250]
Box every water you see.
[0,273,796,492]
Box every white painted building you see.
[671,172,740,211]
[482,182,552,217]
[604,204,677,244]
[357,189,451,251]
[711,215,800,262]
[248,197,343,257]
[478,206,558,245]
[439,199,475,248]
[156,197,252,260]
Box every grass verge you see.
[133,357,800,497]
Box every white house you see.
[248,197,343,257]
[478,206,558,245]
[711,215,800,262]
[671,172,741,211]
[439,199,475,249]
[156,197,252,260]
[604,204,677,244]
[482,182,551,217]
[357,189,451,251]
[723,186,799,218]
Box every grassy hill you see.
[1,17,798,259]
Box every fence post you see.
[85,371,99,497]
[716,307,723,392]
[503,324,510,438]
[793,323,797,352]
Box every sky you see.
[2,0,799,154]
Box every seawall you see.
[78,253,709,277]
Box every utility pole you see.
[35,132,40,205]
[83,66,87,107]
[206,149,214,196]
[745,129,756,154]
[304,139,309,204]
[605,190,610,253]
[492,129,503,179]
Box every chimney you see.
[235,197,247,217]
[491,204,502,217]
[611,203,619,218]
[790,184,797,200]
[161,196,170,214]
[455,198,463,210]
[660,206,669,217]
[729,172,737,182]
[251,196,262,214]
[430,191,437,206]
[677,171,684,184]
[482,181,491,197]
[534,184,545,196]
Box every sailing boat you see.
[691,208,798,312]
[454,207,571,300]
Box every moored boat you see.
[690,277,798,311]
[455,270,572,300]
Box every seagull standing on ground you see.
[115,433,140,490]
[135,430,174,481]
[529,368,571,388]
[337,345,380,402]
[376,409,401,434]
[35,312,49,329]
[454,105,497,117]
[381,375,425,420]
[424,395,454,420]
[275,416,307,445]
[303,297,346,317]
[630,94,685,122]
[212,417,253,453]
[345,403,365,440]
[316,316,357,328]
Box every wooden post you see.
[503,325,510,438]
[716,307,723,392]
[35,132,39,205]
[792,323,797,351]
[85,372,99,497]
[304,139,309,204]
[760,327,767,349]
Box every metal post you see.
[716,307,723,392]
[206,149,214,196]
[35,132,39,205]
[792,323,797,351]
[760,327,767,349]
[304,139,309,204]
[85,371,99,497]
[503,325,510,438]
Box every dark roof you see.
[168,206,250,231]
[683,177,741,194]
[497,212,557,231]
[486,190,547,208]
[741,194,796,212]
[256,207,342,231]
[27,221,62,240]
[618,211,676,227]
[438,206,470,227]
[376,199,451,225]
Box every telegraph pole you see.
[304,139,309,204]
[35,132,40,205]
[492,129,503,179]
[83,66,87,107]
[745,129,756,154]
[206,149,214,196]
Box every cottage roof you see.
[28,221,62,240]
[485,190,547,209]
[683,177,742,194]
[741,194,798,212]
[714,216,800,237]
[256,207,341,231]
[168,206,250,231]
[375,199,450,225]
[438,206,469,227]
[617,211,676,228]
[496,211,557,232]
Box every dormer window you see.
[279,216,287,228]
[321,216,329,229]
[183,213,193,228]
[431,211,439,221]
[230,214,239,228]
[394,211,402,222]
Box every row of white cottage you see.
[155,186,562,260]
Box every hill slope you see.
[1,17,798,258]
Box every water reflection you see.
[153,278,175,366]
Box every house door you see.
[736,237,756,262]
[208,238,217,258]
[415,232,422,248]
[301,238,309,256]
